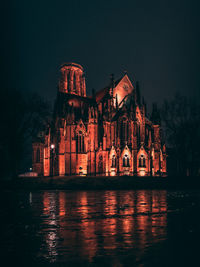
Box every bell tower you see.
[59,62,86,97]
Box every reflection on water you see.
[40,190,167,263]
[2,189,200,266]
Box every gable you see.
[75,119,87,134]
[121,144,131,157]
[137,145,148,159]
[113,74,134,107]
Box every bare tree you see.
[161,92,200,176]
[0,89,51,179]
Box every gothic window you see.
[36,148,40,163]
[76,131,85,153]
[139,157,142,167]
[123,154,130,167]
[143,157,146,167]
[139,155,146,168]
[127,157,130,167]
[111,155,116,168]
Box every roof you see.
[95,76,123,103]
[54,92,97,120]
[95,86,110,102]
[57,91,96,104]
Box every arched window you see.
[76,131,85,153]
[123,154,130,167]
[139,155,146,168]
[111,155,116,168]
[36,148,40,163]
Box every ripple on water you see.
[1,189,200,265]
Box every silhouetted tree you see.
[0,89,51,179]
[161,92,200,176]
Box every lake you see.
[1,189,200,266]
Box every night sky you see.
[3,0,200,109]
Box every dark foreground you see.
[1,175,200,190]
[1,189,200,266]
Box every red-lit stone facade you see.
[32,62,167,176]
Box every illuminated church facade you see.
[32,62,167,177]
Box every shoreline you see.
[1,176,200,190]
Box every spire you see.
[95,107,98,120]
[163,144,166,153]
[148,130,152,148]
[136,81,141,106]
[116,94,119,110]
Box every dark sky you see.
[3,0,200,109]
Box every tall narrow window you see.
[127,156,130,167]
[123,156,126,167]
[82,135,84,152]
[36,148,40,163]
[139,157,142,167]
[143,157,146,167]
[111,155,116,167]
[76,131,85,153]
[139,155,146,167]
[123,154,130,167]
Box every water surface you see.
[1,190,200,266]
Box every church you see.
[32,62,167,177]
